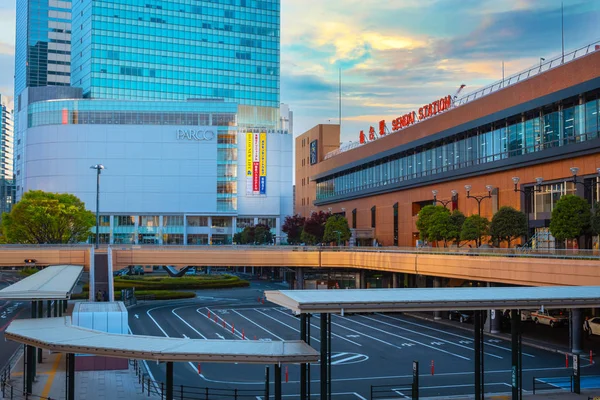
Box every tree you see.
[590,203,600,236]
[303,211,331,244]
[460,215,490,247]
[426,207,451,247]
[323,215,352,245]
[0,190,95,244]
[490,206,528,248]
[448,210,466,246]
[282,214,305,244]
[416,205,442,241]
[549,194,591,242]
[233,224,273,245]
[300,229,318,245]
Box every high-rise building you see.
[0,95,15,216]
[14,0,72,99]
[70,0,280,128]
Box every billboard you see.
[310,140,318,165]
[246,132,267,195]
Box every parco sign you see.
[176,129,215,141]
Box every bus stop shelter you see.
[266,286,600,400]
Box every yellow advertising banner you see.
[246,133,253,176]
[259,133,267,177]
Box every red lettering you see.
[439,98,446,112]
[428,104,433,117]
[445,95,452,109]
[359,130,365,144]
[410,111,416,124]
[368,126,376,141]
[392,118,398,131]
[379,120,386,136]
[418,107,424,120]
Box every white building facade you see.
[15,95,292,244]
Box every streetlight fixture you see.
[432,189,458,208]
[570,167,600,192]
[465,184,493,216]
[90,164,105,249]
[512,176,544,194]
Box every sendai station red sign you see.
[359,95,452,144]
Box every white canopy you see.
[5,317,320,364]
[0,265,83,300]
[265,286,600,314]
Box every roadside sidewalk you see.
[2,351,157,400]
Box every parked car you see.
[502,309,533,322]
[449,310,474,323]
[531,310,568,327]
[585,317,600,336]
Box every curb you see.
[404,312,580,356]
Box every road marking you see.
[346,334,360,338]
[172,307,208,339]
[134,314,139,319]
[253,309,321,343]
[333,315,470,361]
[272,308,362,346]
[146,307,170,337]
[331,352,349,359]
[200,307,246,340]
[331,353,368,365]
[376,313,535,358]
[401,343,414,347]
[182,334,189,339]
[41,353,62,399]
[360,315,502,359]
[489,339,502,343]
[255,392,366,399]
[431,341,444,346]
[458,340,472,344]
[216,333,225,340]
[231,309,284,341]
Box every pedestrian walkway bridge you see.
[0,245,599,287]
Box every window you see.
[352,209,357,229]
[187,216,208,227]
[393,203,398,246]
[371,206,376,228]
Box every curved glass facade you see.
[316,95,600,201]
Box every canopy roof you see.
[0,265,83,300]
[5,317,320,364]
[265,286,600,314]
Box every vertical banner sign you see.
[246,133,253,195]
[259,132,267,194]
[252,133,260,193]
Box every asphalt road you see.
[0,272,29,371]
[129,281,600,399]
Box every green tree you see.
[303,211,331,244]
[233,224,273,245]
[460,215,490,247]
[0,190,95,244]
[549,194,591,242]
[300,229,318,245]
[323,215,352,245]
[426,207,451,247]
[490,206,528,248]
[590,203,600,236]
[282,214,306,244]
[416,205,444,241]
[448,210,466,246]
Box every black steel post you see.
[328,313,332,400]
[95,166,100,249]
[320,313,328,400]
[25,345,33,394]
[30,302,36,378]
[37,301,43,363]
[573,353,580,394]
[307,313,311,400]
[412,360,419,400]
[53,300,58,317]
[166,362,173,400]
[300,314,307,400]
[511,309,519,400]
[265,366,270,400]
[67,353,75,400]
[474,310,481,400]
[63,299,68,312]
[58,301,63,317]
[274,364,282,400]
[46,300,51,318]
[519,318,522,400]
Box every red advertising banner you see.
[253,162,260,191]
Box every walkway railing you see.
[0,349,53,400]
[532,375,573,394]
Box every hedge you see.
[72,290,196,301]
[83,275,249,292]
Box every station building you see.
[296,45,600,249]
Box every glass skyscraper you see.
[14,0,72,98]
[70,0,280,128]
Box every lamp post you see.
[432,189,458,208]
[333,230,341,246]
[465,185,493,216]
[570,167,600,193]
[90,164,105,249]
[512,177,544,242]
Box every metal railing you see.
[532,375,573,394]
[132,360,265,400]
[0,348,54,400]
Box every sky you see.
[0,0,599,143]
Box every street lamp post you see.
[465,185,494,216]
[432,189,458,208]
[333,230,341,246]
[90,164,105,249]
[570,167,600,193]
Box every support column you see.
[490,309,502,334]
[66,353,75,400]
[296,268,304,290]
[63,299,67,312]
[307,314,311,400]
[359,271,366,289]
[166,361,173,400]
[25,345,34,393]
[37,301,43,363]
[274,363,282,400]
[320,313,328,400]
[46,300,51,318]
[328,313,332,400]
[511,309,521,400]
[474,310,483,400]
[30,302,36,378]
[300,314,307,400]
[264,366,270,400]
[433,278,441,320]
[571,308,583,354]
[53,300,58,317]
[392,273,398,288]
[58,301,63,317]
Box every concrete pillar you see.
[572,308,583,354]
[296,268,304,290]
[359,271,366,289]
[490,309,502,334]
[392,273,398,289]
[433,278,441,320]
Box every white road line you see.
[198,307,246,340]
[255,393,366,399]
[331,354,364,365]
[253,309,321,343]
[332,314,470,361]
[331,352,349,359]
[359,315,502,359]
[377,313,536,358]
[231,309,285,341]
[146,306,170,337]
[172,307,208,339]
[273,308,363,347]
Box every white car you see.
[531,310,568,328]
[586,317,600,336]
